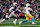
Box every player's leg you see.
[9,12,13,18]
[27,14,36,24]
[13,13,19,22]
[19,17,29,25]
[9,12,17,25]
[0,18,9,24]
[19,14,29,25]
[0,14,9,24]
[13,13,19,25]
[0,19,5,24]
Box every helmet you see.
[13,2,17,6]
[26,3,30,7]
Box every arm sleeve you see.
[29,8,33,11]
[9,7,14,12]
[16,9,21,12]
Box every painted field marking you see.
[21,25,40,26]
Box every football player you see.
[19,3,36,25]
[0,2,21,25]
[7,2,21,25]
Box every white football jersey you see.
[24,7,33,14]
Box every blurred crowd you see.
[0,0,40,19]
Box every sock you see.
[15,19,17,22]
[1,19,5,22]
[22,20,27,23]
[14,17,19,22]
[32,17,34,22]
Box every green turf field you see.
[0,19,40,27]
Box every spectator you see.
[0,11,1,18]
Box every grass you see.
[0,19,40,27]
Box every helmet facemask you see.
[26,3,30,8]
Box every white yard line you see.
[0,25,40,27]
[0,26,19,27]
[21,25,40,26]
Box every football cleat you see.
[19,21,22,25]
[13,21,16,25]
[32,22,36,24]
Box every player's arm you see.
[9,7,14,12]
[29,8,33,13]
[30,8,33,11]
[16,8,21,12]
